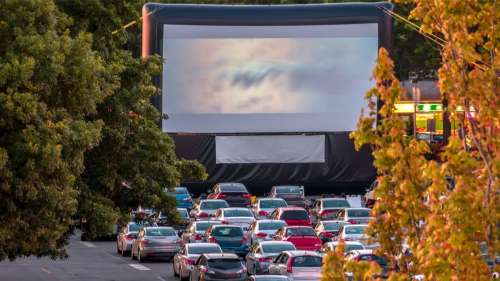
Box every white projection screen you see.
[162,24,378,133]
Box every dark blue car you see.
[205,225,250,256]
[168,187,193,209]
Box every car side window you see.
[274,253,283,263]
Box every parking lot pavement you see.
[0,233,176,281]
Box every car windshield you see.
[128,224,141,232]
[224,209,253,217]
[323,221,346,231]
[292,256,322,267]
[220,184,247,193]
[344,226,366,235]
[212,227,243,237]
[287,227,316,236]
[348,209,371,217]
[276,186,302,194]
[177,209,189,218]
[323,199,350,208]
[188,246,222,255]
[281,210,308,220]
[260,200,287,208]
[146,228,177,236]
[259,221,287,230]
[195,222,220,231]
[208,259,243,269]
[262,243,296,253]
[201,201,229,210]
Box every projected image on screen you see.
[162,24,378,133]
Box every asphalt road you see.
[0,233,176,281]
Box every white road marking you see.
[128,264,151,271]
[40,267,52,274]
[157,276,167,281]
[80,241,96,248]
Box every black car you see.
[207,183,252,207]
[269,186,307,209]
[190,253,248,281]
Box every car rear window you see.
[292,256,322,267]
[208,259,243,269]
[276,186,302,194]
[201,201,229,210]
[212,227,243,237]
[323,199,350,208]
[323,221,346,231]
[195,222,220,232]
[344,226,366,235]
[128,224,141,232]
[224,209,253,217]
[347,209,371,217]
[260,200,287,209]
[345,244,364,252]
[188,246,222,255]
[146,228,177,236]
[220,184,247,193]
[286,227,316,236]
[262,243,296,253]
[177,209,189,218]
[259,221,287,230]
[281,210,308,220]
[174,188,189,194]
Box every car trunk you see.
[286,236,321,250]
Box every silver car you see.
[131,226,180,262]
[245,241,296,275]
[335,208,373,224]
[190,199,230,219]
[213,208,255,230]
[268,250,322,281]
[116,222,141,256]
[252,198,288,219]
[247,220,287,245]
[181,221,222,244]
[173,243,222,281]
[336,224,368,242]
[246,275,290,281]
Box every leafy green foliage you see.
[0,0,110,260]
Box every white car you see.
[247,219,288,244]
[173,243,222,280]
[252,198,288,219]
[336,224,368,243]
[320,241,365,255]
[213,207,255,230]
[268,250,322,281]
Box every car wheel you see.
[173,262,179,277]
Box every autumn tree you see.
[321,0,499,280]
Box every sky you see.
[162,25,378,115]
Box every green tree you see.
[0,0,111,259]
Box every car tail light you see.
[322,232,333,238]
[199,212,209,218]
[348,219,359,224]
[257,257,273,262]
[256,232,268,238]
[287,260,293,273]
[216,193,227,199]
[194,233,202,240]
[258,210,268,216]
[242,193,252,198]
[125,234,136,240]
[221,220,229,224]
[141,239,149,245]
[209,237,218,243]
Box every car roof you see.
[321,220,347,224]
[258,198,286,201]
[253,276,289,280]
[194,220,221,224]
[258,241,294,246]
[211,224,243,229]
[285,226,313,229]
[326,241,364,246]
[186,243,220,248]
[218,182,245,187]
[204,253,240,259]
[221,207,252,211]
[343,224,368,228]
[284,250,322,257]
[175,187,188,190]
[349,249,374,255]
[345,207,371,211]
[143,226,175,230]
[279,207,307,211]
[256,219,286,224]
[177,208,189,211]
[321,197,348,201]
[201,199,227,202]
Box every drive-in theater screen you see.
[142,3,393,193]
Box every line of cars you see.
[117,183,387,281]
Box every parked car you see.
[320,241,365,255]
[335,208,373,225]
[310,198,350,221]
[178,208,191,230]
[205,225,250,256]
[335,224,369,244]
[245,241,296,275]
[190,253,247,281]
[191,199,230,219]
[182,221,222,244]
[245,275,289,281]
[269,186,307,209]
[131,226,181,262]
[252,198,288,219]
[168,187,194,209]
[270,207,311,226]
[116,222,141,256]
[272,226,322,251]
[247,220,288,245]
[345,250,391,279]
[268,251,322,281]
[173,243,223,281]
[213,208,255,230]
[314,220,347,243]
[208,183,252,207]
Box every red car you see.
[272,226,322,251]
[269,207,311,226]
